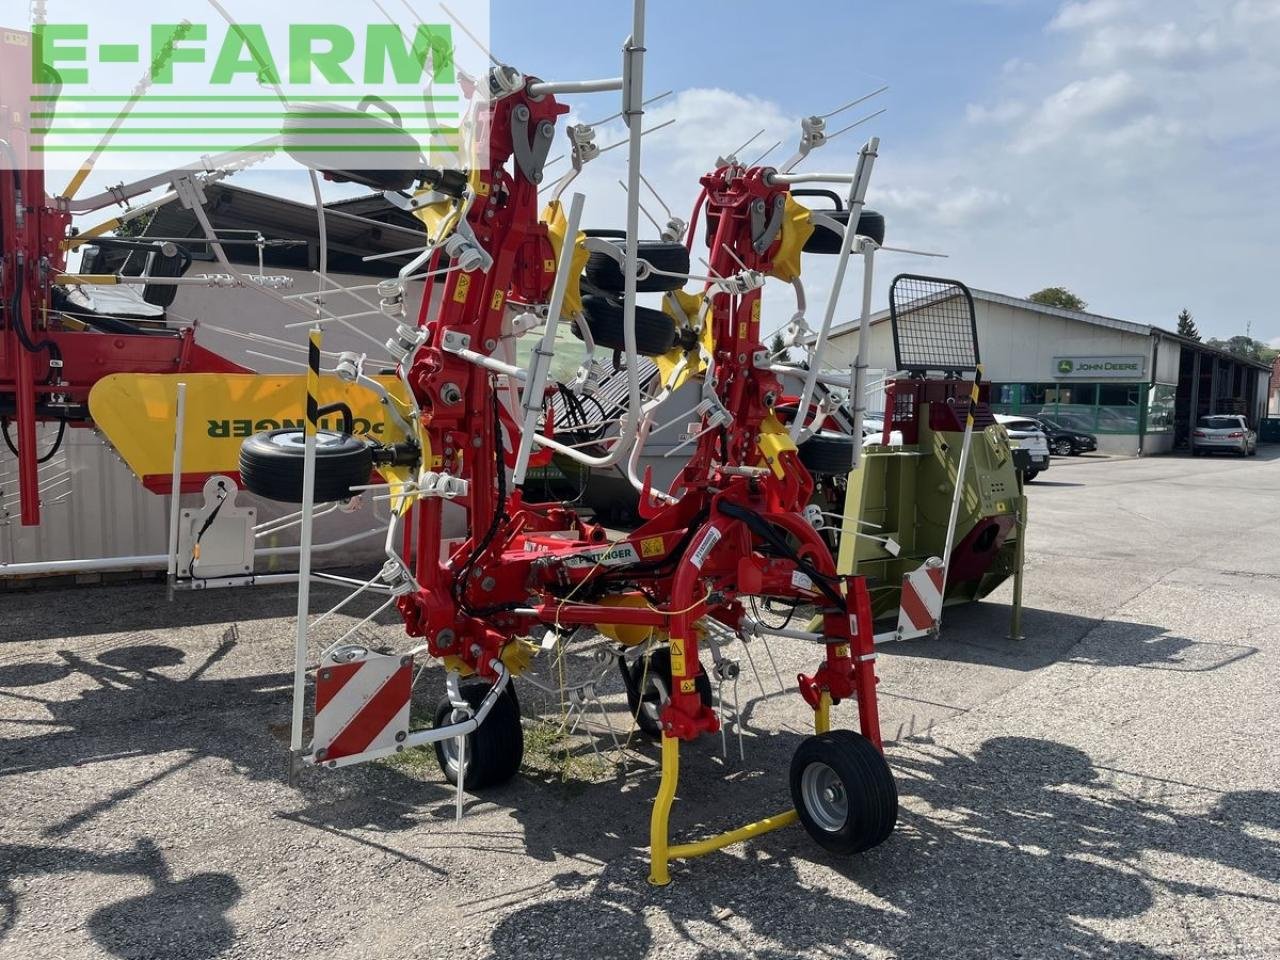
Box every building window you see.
[988,381,1147,434]
[1147,384,1176,433]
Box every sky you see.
[56,0,1280,343]
[484,0,1280,343]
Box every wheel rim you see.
[268,430,347,450]
[801,761,849,832]
[641,673,669,725]
[439,729,470,778]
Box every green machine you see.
[832,276,1027,639]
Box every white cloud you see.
[1048,0,1129,31]
[1011,71,1147,152]
[965,99,1027,124]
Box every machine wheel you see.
[585,238,690,294]
[1052,439,1073,456]
[799,431,857,475]
[1023,468,1040,483]
[433,681,524,790]
[579,295,678,356]
[622,648,713,740]
[790,729,897,855]
[802,208,887,254]
[238,429,373,504]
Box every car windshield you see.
[1004,420,1041,432]
[1198,416,1241,429]
[1037,417,1065,431]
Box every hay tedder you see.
[0,2,1025,884]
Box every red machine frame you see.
[391,80,882,756]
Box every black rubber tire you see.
[432,681,524,790]
[1023,469,1040,483]
[1052,439,1073,457]
[579,295,678,356]
[790,729,897,855]
[799,430,857,475]
[802,208,887,254]
[238,429,373,504]
[623,648,713,741]
[584,238,690,294]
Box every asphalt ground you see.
[2,447,1278,959]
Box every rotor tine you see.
[728,128,765,159]
[826,107,887,142]
[616,180,665,235]
[759,634,786,696]
[819,84,889,120]
[718,679,728,759]
[747,139,782,167]
[593,692,623,753]
[734,675,744,763]
[740,636,766,695]
[638,171,673,220]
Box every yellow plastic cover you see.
[89,372,424,512]
[756,411,799,479]
[769,194,816,283]
[655,289,716,392]
[541,200,590,319]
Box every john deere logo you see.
[1057,359,1075,374]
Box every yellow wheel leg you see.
[815,691,832,734]
[648,735,680,886]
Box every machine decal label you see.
[669,637,686,676]
[791,570,814,592]
[640,536,665,558]
[562,542,641,568]
[689,526,721,569]
[453,273,472,303]
[490,290,506,311]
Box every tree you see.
[1176,308,1201,342]
[1206,335,1272,363]
[769,331,788,359]
[1028,286,1087,311]
[110,211,155,239]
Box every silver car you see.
[1192,415,1258,457]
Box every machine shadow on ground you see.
[883,602,1258,675]
[0,590,1269,958]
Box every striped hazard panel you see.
[312,651,412,766]
[896,558,945,639]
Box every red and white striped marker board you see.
[311,650,412,767]
[896,558,945,640]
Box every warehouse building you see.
[821,288,1274,456]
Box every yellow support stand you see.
[647,691,834,885]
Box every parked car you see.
[1192,415,1258,457]
[1031,415,1098,456]
[995,414,1051,482]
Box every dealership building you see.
[821,288,1274,456]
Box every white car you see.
[1192,415,1258,457]
[995,414,1051,482]
[860,417,903,447]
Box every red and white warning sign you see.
[896,558,945,640]
[311,650,412,766]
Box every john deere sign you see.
[1053,355,1145,379]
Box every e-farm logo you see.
[33,22,456,88]
[5,4,490,172]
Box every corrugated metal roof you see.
[138,183,427,269]
[821,287,1274,371]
